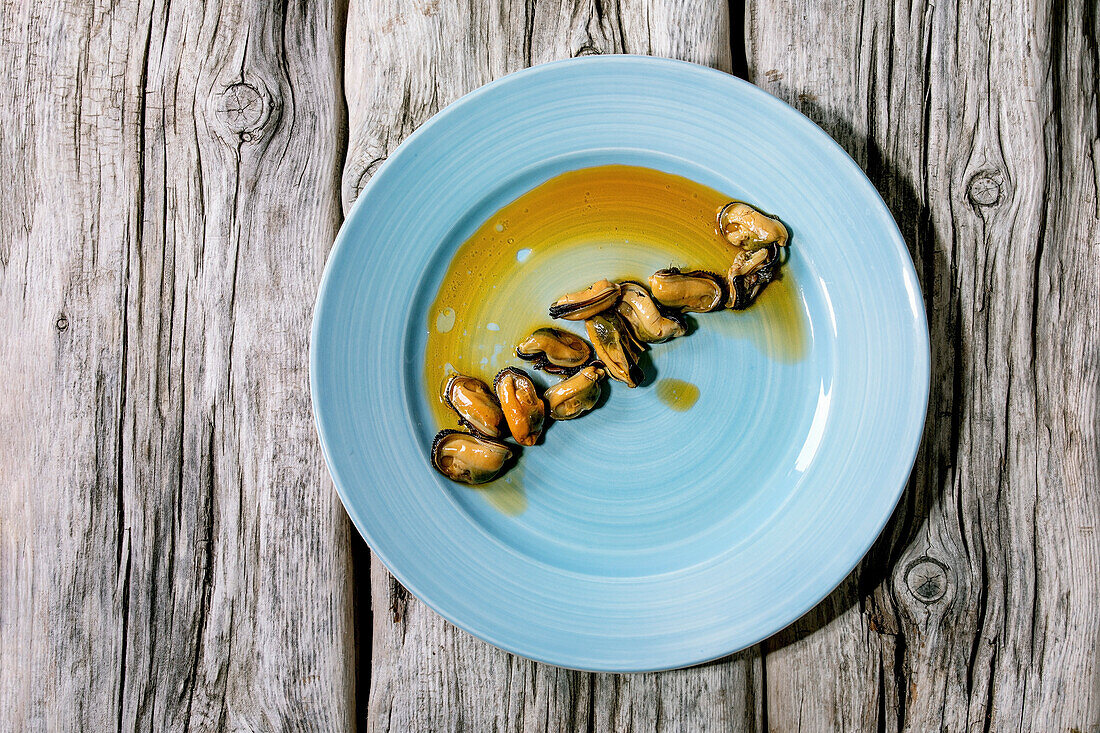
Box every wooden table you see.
[3,0,1097,729]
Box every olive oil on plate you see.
[423,164,808,513]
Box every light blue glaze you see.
[311,56,930,672]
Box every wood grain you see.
[2,0,1096,728]
[0,0,354,729]
[749,0,1100,729]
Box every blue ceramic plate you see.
[312,56,929,671]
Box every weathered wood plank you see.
[0,0,354,729]
[0,1,145,727]
[343,2,768,731]
[749,0,1100,729]
[343,0,731,212]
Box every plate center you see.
[406,153,834,577]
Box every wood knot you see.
[216,82,269,135]
[55,315,68,331]
[347,156,386,209]
[905,557,950,604]
[967,172,1003,207]
[574,44,603,57]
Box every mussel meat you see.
[727,246,782,310]
[430,430,512,484]
[543,364,606,420]
[548,279,620,321]
[616,281,687,343]
[494,367,545,446]
[515,327,593,374]
[718,202,789,250]
[585,312,642,388]
[648,268,725,313]
[443,373,505,438]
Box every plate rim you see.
[311,54,931,672]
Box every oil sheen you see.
[655,378,701,411]
[424,164,807,436]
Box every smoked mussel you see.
[648,268,725,313]
[443,373,505,438]
[494,367,545,446]
[585,312,643,388]
[616,281,687,343]
[548,279,620,321]
[727,246,782,310]
[515,327,593,374]
[430,194,792,488]
[430,430,512,485]
[718,202,789,250]
[543,365,606,420]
